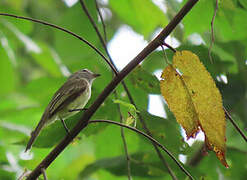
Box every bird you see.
[25,69,100,151]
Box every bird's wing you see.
[48,78,88,117]
[25,78,88,151]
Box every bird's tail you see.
[25,116,47,152]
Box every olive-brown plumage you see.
[25,69,100,151]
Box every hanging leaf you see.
[160,65,199,138]
[160,50,228,167]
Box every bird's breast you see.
[57,85,91,119]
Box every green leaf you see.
[129,65,160,94]
[215,7,247,41]
[60,154,94,180]
[54,2,100,62]
[138,110,184,155]
[142,51,168,73]
[30,41,62,77]
[109,0,168,38]
[182,0,247,42]
[182,0,213,37]
[0,41,17,95]
[0,122,29,146]
[0,93,37,113]
[143,45,236,76]
[79,152,167,178]
[0,8,33,34]
[188,147,247,179]
[113,99,137,111]
[113,99,138,125]
[1,20,38,52]
[239,0,247,9]
[0,169,15,180]
[21,77,66,105]
[25,112,82,148]
[124,79,149,109]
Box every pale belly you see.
[53,86,91,121]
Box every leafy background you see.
[0,0,246,179]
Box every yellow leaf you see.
[173,51,227,167]
[160,65,199,139]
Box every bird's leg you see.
[59,116,70,134]
[69,108,88,112]
[41,168,48,180]
[17,169,31,180]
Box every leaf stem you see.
[208,0,218,63]
[115,93,132,180]
[162,42,177,53]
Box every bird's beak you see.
[93,73,101,78]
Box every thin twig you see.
[138,112,179,180]
[94,0,107,42]
[122,72,180,180]
[208,0,218,63]
[26,1,199,179]
[79,1,178,178]
[160,43,171,65]
[0,13,117,74]
[224,107,247,142]
[79,0,118,74]
[79,1,132,178]
[121,58,177,179]
[89,119,194,180]
[162,42,177,53]
[115,92,132,180]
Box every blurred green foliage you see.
[0,0,246,179]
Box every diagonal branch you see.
[79,1,177,179]
[26,0,199,179]
[0,13,117,74]
[79,1,132,178]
